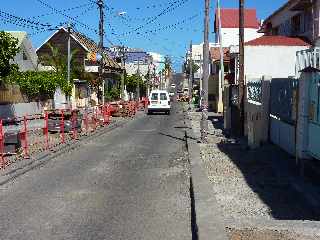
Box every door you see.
[308,73,320,159]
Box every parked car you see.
[169,92,175,97]
[171,84,176,89]
[47,109,82,133]
[147,90,171,115]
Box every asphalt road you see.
[0,102,191,240]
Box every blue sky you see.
[1,0,287,70]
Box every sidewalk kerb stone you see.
[185,111,228,240]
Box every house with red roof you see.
[259,0,315,43]
[244,35,310,78]
[214,8,263,48]
[258,0,320,72]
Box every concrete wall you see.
[244,45,309,79]
[216,28,263,48]
[0,101,53,119]
[245,77,271,149]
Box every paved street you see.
[0,103,191,240]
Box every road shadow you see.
[209,117,320,221]
[158,132,197,142]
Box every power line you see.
[121,0,190,36]
[132,13,201,37]
[29,3,94,20]
[34,0,98,34]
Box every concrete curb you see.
[184,113,228,240]
[0,118,129,186]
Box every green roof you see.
[5,31,27,47]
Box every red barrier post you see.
[84,110,89,134]
[23,116,29,159]
[0,119,5,168]
[92,108,96,131]
[106,104,111,125]
[60,110,65,144]
[96,107,99,127]
[72,111,77,140]
[44,112,49,150]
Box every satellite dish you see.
[118,11,127,16]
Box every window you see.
[151,93,158,100]
[160,93,167,100]
[304,9,312,32]
[291,14,301,34]
[22,51,28,60]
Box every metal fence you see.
[0,101,142,170]
[270,78,298,124]
[247,80,262,103]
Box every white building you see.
[7,31,38,71]
[191,42,218,81]
[214,8,263,48]
[148,52,165,73]
[244,35,310,79]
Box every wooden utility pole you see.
[97,0,105,105]
[189,40,193,109]
[137,58,140,100]
[217,0,224,113]
[238,0,245,136]
[120,46,126,100]
[201,0,210,142]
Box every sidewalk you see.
[187,108,320,240]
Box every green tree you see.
[39,43,85,95]
[5,71,68,100]
[184,60,200,75]
[164,55,172,73]
[0,31,20,80]
[125,73,146,96]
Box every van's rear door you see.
[150,92,159,106]
[160,93,169,106]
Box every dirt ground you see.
[227,228,316,240]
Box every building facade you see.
[7,31,38,72]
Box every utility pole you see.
[67,23,71,85]
[137,58,140,100]
[201,0,210,142]
[97,0,105,105]
[146,62,151,97]
[238,0,245,136]
[189,40,193,110]
[67,23,71,105]
[120,46,126,100]
[217,0,224,113]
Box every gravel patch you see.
[188,111,320,239]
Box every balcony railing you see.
[296,47,320,75]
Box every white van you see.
[147,90,171,115]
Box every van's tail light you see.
[168,100,170,105]
[148,100,150,105]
